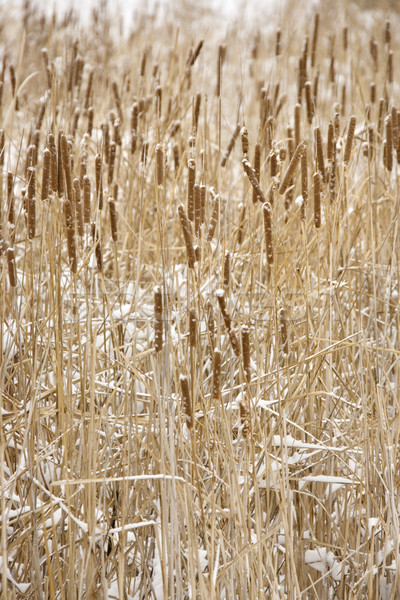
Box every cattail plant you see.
[64,197,77,273]
[27,167,36,239]
[6,245,16,287]
[313,170,321,228]
[180,375,193,429]
[343,115,356,166]
[207,188,220,242]
[211,348,222,401]
[279,141,305,195]
[178,204,196,268]
[154,286,163,352]
[187,158,196,221]
[241,325,251,383]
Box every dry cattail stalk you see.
[263,201,273,264]
[305,81,314,124]
[200,184,206,225]
[294,103,301,148]
[108,197,118,242]
[216,289,241,357]
[343,26,348,52]
[188,39,204,67]
[27,167,36,239]
[61,134,73,201]
[343,115,356,166]
[107,141,116,186]
[47,133,58,192]
[6,245,16,287]
[279,307,289,356]
[140,139,149,165]
[64,197,77,273]
[370,38,378,70]
[91,222,102,271]
[240,126,249,156]
[301,148,308,219]
[212,348,222,400]
[384,115,393,172]
[327,121,334,162]
[156,143,164,187]
[71,107,80,137]
[57,131,65,197]
[84,67,94,109]
[193,92,201,133]
[275,28,281,57]
[35,98,47,131]
[314,126,326,181]
[387,51,393,84]
[178,204,196,268]
[313,171,321,228]
[187,158,196,221]
[270,150,278,179]
[341,83,346,116]
[173,142,180,171]
[180,375,193,429]
[95,153,103,210]
[279,141,305,195]
[207,189,220,242]
[154,286,163,352]
[223,251,230,288]
[7,172,14,226]
[311,12,319,68]
[73,178,84,237]
[216,44,226,97]
[242,158,266,203]
[329,55,335,84]
[221,123,240,167]
[189,308,197,348]
[87,106,94,136]
[252,143,261,204]
[26,144,37,174]
[391,106,398,151]
[112,80,123,122]
[241,326,251,383]
[41,148,50,201]
[370,82,376,104]
[83,175,91,224]
[334,111,340,139]
[385,20,391,46]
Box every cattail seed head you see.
[279,141,306,195]
[212,348,222,400]
[73,178,84,237]
[64,197,77,273]
[178,204,196,268]
[41,148,50,201]
[241,326,251,383]
[240,126,249,156]
[180,375,193,429]
[187,158,196,221]
[313,171,321,228]
[343,115,356,166]
[207,189,220,242]
[27,167,36,239]
[221,123,240,167]
[156,143,164,186]
[189,308,197,348]
[263,200,273,265]
[6,245,16,287]
[154,286,163,352]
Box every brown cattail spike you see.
[343,115,356,166]
[242,158,266,203]
[252,143,261,204]
[154,286,163,352]
[279,142,306,195]
[313,171,321,228]
[180,375,193,429]
[73,178,84,237]
[279,308,289,356]
[301,148,308,220]
[6,246,16,287]
[41,148,50,201]
[212,348,222,400]
[187,159,196,221]
[64,198,77,273]
[83,175,91,224]
[240,126,249,156]
[108,197,118,242]
[314,126,326,181]
[207,189,220,242]
[241,326,251,383]
[263,201,273,264]
[95,153,103,209]
[178,204,196,268]
[156,143,164,187]
[27,167,36,239]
